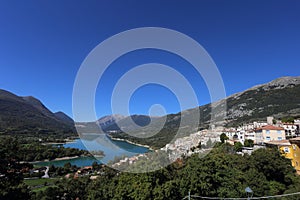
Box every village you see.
[111,116,300,174]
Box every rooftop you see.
[265,140,291,146]
[256,125,284,131]
[289,137,300,144]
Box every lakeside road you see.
[41,140,77,146]
[28,156,80,164]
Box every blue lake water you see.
[36,134,149,167]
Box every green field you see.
[24,178,59,192]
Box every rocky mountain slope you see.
[104,76,300,148]
[220,76,300,126]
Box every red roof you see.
[258,125,284,131]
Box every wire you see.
[182,191,300,200]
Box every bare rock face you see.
[250,76,300,91]
[221,76,300,125]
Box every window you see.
[277,130,281,134]
[266,130,270,134]
[266,136,271,140]
[284,147,290,153]
[278,137,282,140]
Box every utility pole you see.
[188,191,191,200]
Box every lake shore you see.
[27,135,149,167]
[42,139,78,145]
[107,134,153,150]
[28,155,81,164]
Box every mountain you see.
[75,114,126,133]
[105,76,300,149]
[75,114,153,134]
[219,76,300,126]
[0,89,75,136]
[104,115,153,131]
[97,114,126,129]
[22,96,54,119]
[54,111,75,126]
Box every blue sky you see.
[0,0,299,119]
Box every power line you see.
[182,191,300,200]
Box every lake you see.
[36,134,149,167]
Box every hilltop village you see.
[112,117,300,174]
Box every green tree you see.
[282,117,295,123]
[244,139,254,147]
[234,142,243,152]
[63,162,71,170]
[220,133,229,143]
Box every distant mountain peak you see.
[227,76,300,100]
[96,114,126,129]
[250,76,300,91]
[54,111,74,125]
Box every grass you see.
[24,178,60,192]
[31,185,59,192]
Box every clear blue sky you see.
[0,0,299,119]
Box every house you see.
[265,137,300,174]
[255,125,285,143]
[289,137,300,174]
[255,129,264,145]
[77,166,93,175]
[244,130,256,143]
[253,121,268,129]
[281,123,298,137]
[224,128,245,144]
[265,139,293,159]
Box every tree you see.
[220,133,229,143]
[251,148,295,183]
[234,142,243,152]
[282,117,294,124]
[64,162,71,170]
[244,139,254,147]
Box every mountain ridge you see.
[103,76,300,148]
[1,76,299,142]
[0,89,75,136]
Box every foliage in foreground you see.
[30,144,300,200]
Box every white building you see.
[281,123,298,137]
[244,130,256,142]
[224,128,245,144]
